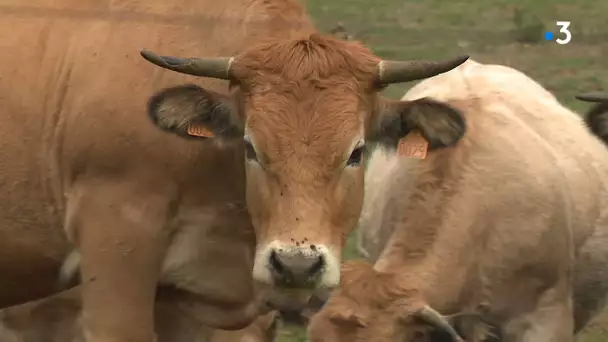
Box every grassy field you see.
[274,0,608,341]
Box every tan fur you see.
[232,35,379,289]
[308,60,608,342]
[0,287,279,342]
[0,1,468,340]
[0,0,315,337]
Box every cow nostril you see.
[268,248,327,286]
[269,250,286,274]
[309,255,324,276]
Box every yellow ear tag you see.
[397,131,428,159]
[187,123,215,137]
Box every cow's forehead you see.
[231,34,378,159]
[231,34,380,86]
[244,89,364,159]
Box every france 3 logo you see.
[544,21,572,45]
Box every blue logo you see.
[544,21,572,44]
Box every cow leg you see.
[68,181,170,342]
[501,287,574,342]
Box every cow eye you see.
[346,145,364,167]
[245,141,258,162]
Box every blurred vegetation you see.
[275,0,608,341]
[308,0,607,111]
[512,8,545,44]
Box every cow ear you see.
[584,104,608,144]
[147,84,243,140]
[328,308,368,328]
[325,291,369,329]
[370,97,466,151]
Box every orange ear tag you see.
[397,131,428,159]
[187,123,215,138]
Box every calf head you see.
[576,92,608,144]
[307,261,465,342]
[142,34,468,291]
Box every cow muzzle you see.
[269,248,324,286]
[253,241,340,289]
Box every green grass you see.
[276,0,608,340]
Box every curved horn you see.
[377,55,469,84]
[140,50,234,80]
[414,306,464,342]
[575,91,608,103]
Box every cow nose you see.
[268,249,325,287]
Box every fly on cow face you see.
[142,34,468,290]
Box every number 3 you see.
[556,21,571,45]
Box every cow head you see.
[141,34,468,291]
[307,261,465,342]
[576,92,608,144]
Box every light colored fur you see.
[356,145,399,261]
[309,60,608,342]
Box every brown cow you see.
[307,59,608,342]
[576,92,608,144]
[0,288,279,342]
[0,0,468,341]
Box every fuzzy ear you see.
[327,303,368,328]
[370,97,466,151]
[583,104,608,145]
[147,84,243,140]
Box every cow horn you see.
[377,55,469,84]
[576,92,608,103]
[140,50,234,80]
[413,306,464,342]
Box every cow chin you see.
[259,285,315,313]
[252,240,340,290]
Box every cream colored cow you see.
[309,60,608,342]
